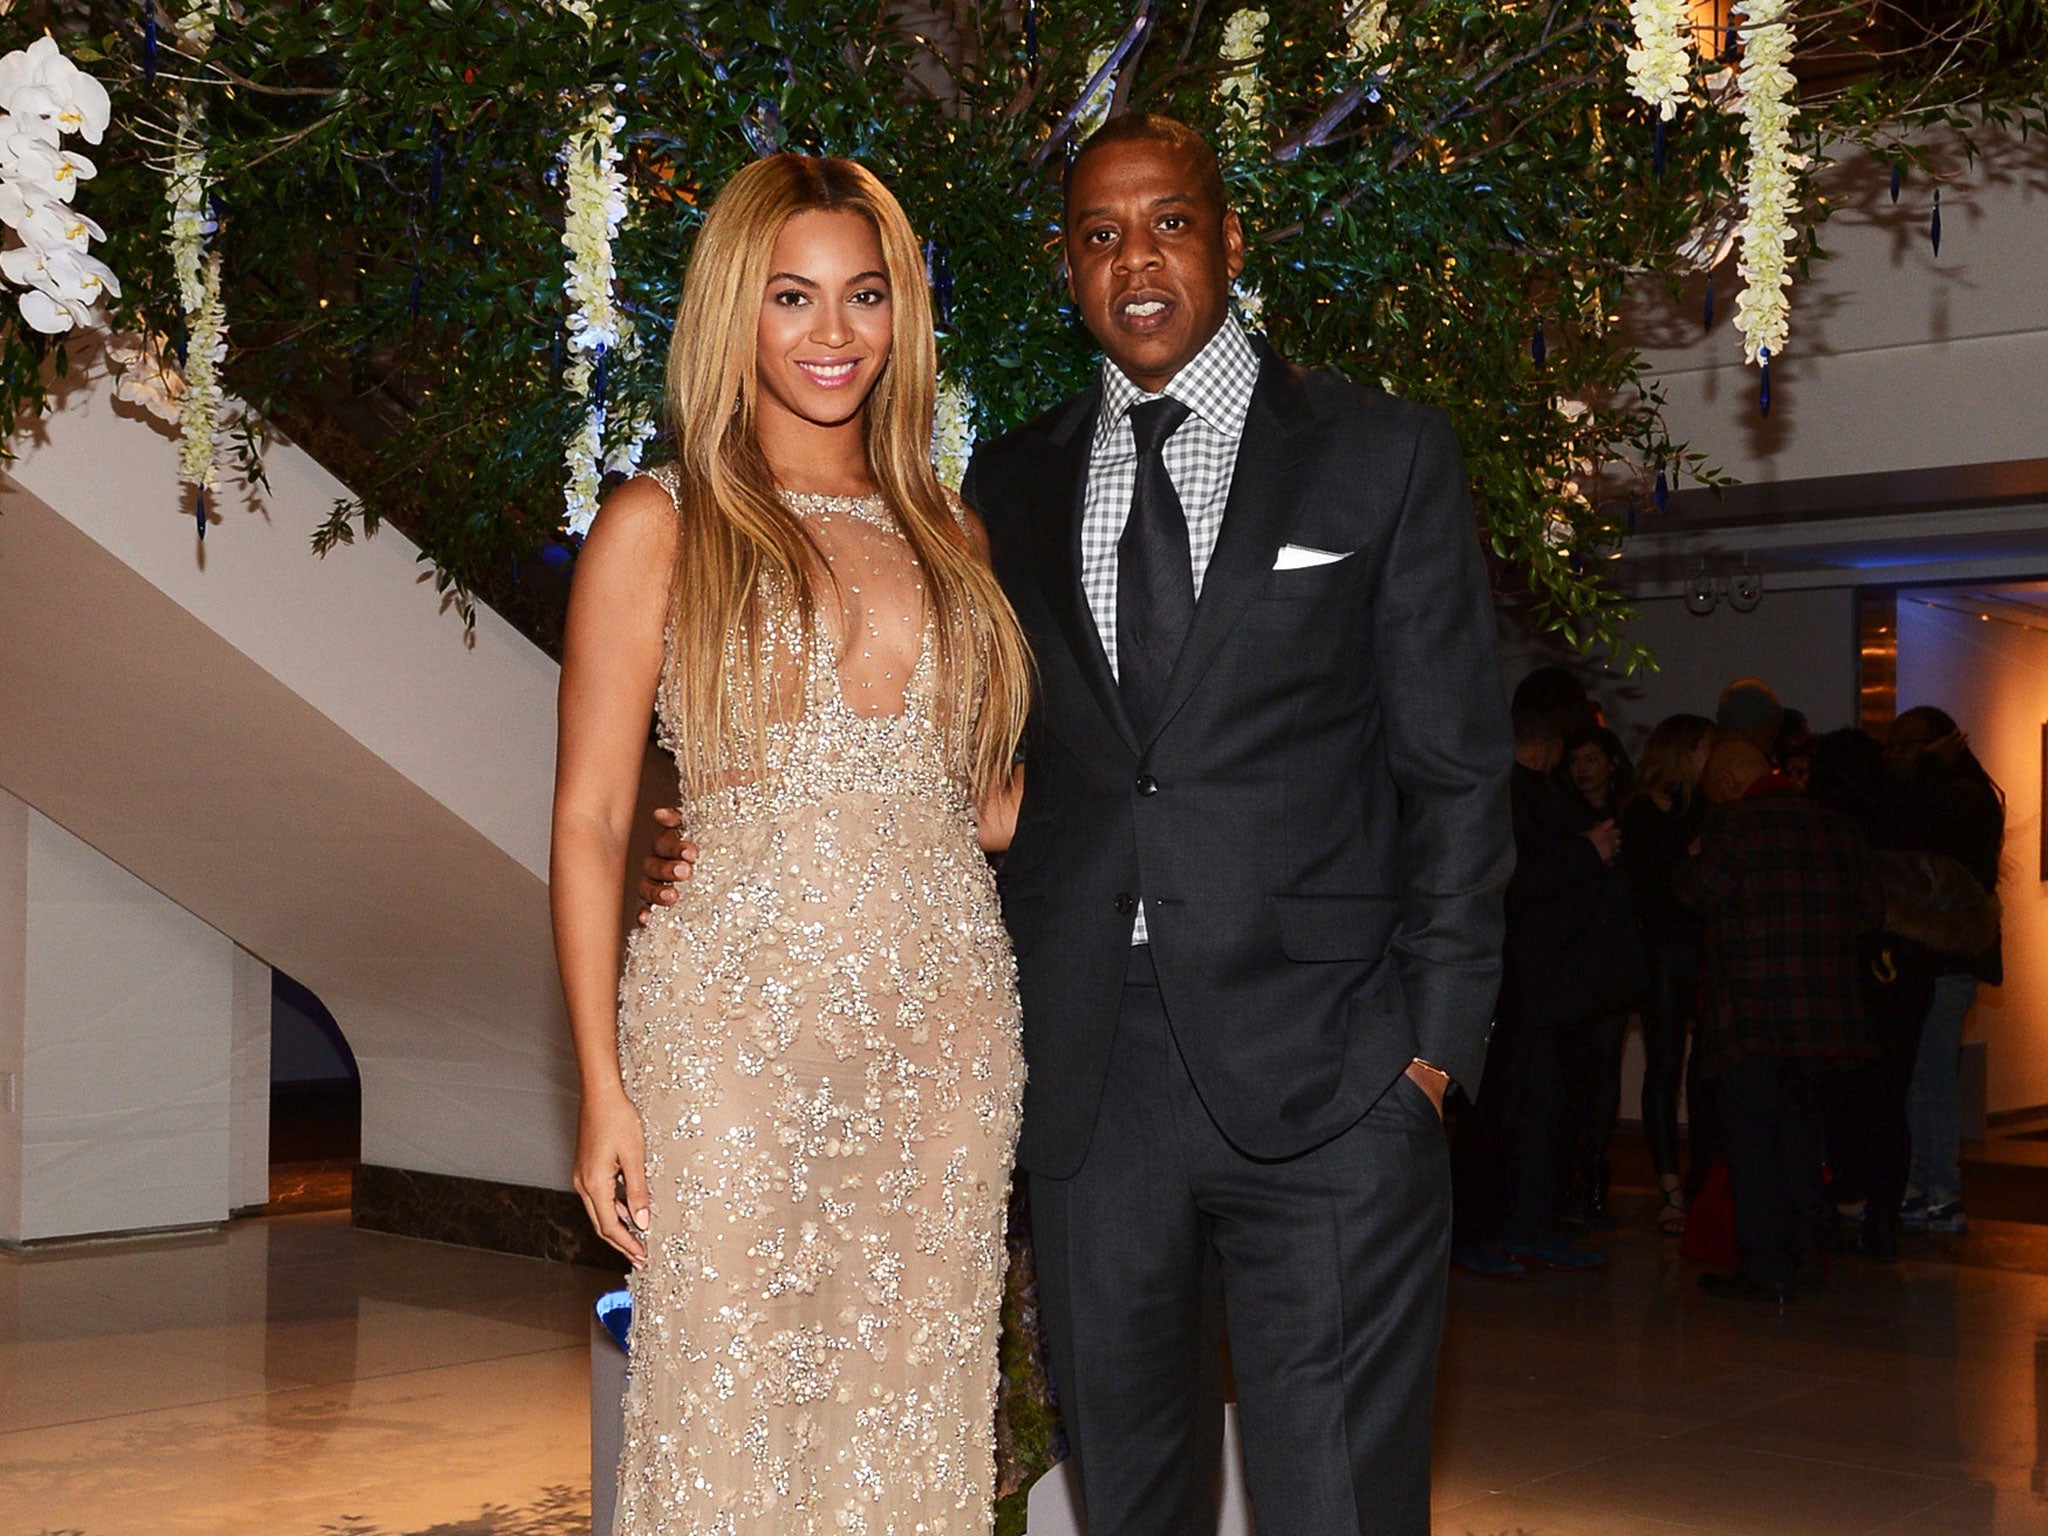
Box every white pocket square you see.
[1272,543,1352,570]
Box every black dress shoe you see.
[1699,1272,1792,1305]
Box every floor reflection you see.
[5,1203,2048,1534]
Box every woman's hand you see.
[575,1089,651,1268]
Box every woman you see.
[550,155,1033,1534]
[1619,713,1715,1234]
[1564,724,1630,819]
[1552,721,1641,1229]
[1880,705,2004,1235]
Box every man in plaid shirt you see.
[1676,739,1884,1302]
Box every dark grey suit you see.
[964,342,1512,1535]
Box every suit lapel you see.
[1034,388,1141,754]
[1144,351,1314,744]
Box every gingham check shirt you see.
[1082,315,1261,942]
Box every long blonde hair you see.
[1624,713,1717,814]
[661,154,1031,800]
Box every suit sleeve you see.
[1372,408,1514,1095]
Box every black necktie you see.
[1116,396,1194,733]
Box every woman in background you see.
[550,155,1033,1534]
[1620,714,1716,1234]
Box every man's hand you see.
[637,806,698,923]
[1405,1059,1450,1121]
[1584,818,1622,865]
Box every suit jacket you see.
[963,342,1513,1178]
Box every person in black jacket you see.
[1619,713,1717,1235]
[1880,706,2005,1234]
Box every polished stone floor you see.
[5,1205,2047,1535]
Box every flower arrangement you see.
[1730,0,1802,368]
[0,35,118,334]
[1217,9,1271,136]
[163,7,226,506]
[1075,43,1117,141]
[559,93,636,536]
[1624,0,1693,123]
[1344,0,1391,59]
[931,370,974,491]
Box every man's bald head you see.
[1703,740,1772,805]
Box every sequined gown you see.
[614,466,1024,1536]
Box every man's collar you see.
[1097,313,1260,436]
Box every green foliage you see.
[6,0,2045,670]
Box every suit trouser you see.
[1029,946,1451,1536]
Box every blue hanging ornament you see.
[1627,498,1638,535]
[195,488,206,540]
[1889,162,1902,204]
[550,326,562,385]
[1652,116,1667,179]
[1530,315,1546,367]
[142,0,158,84]
[592,341,608,407]
[933,244,955,327]
[1758,347,1772,417]
[1929,187,1941,256]
[1723,20,1739,62]
[1023,0,1039,65]
[1703,272,1715,331]
[1653,466,1670,514]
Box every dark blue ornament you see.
[1653,467,1670,514]
[1758,347,1771,417]
[1703,272,1714,331]
[1530,316,1546,367]
[195,488,206,540]
[932,245,955,326]
[1627,499,1638,535]
[1652,116,1667,178]
[1889,162,1902,203]
[1723,21,1739,62]
[1023,0,1038,64]
[1930,188,1941,256]
[143,0,158,84]
[592,342,608,407]
[551,327,562,384]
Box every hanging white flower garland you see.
[930,370,974,491]
[1218,9,1271,138]
[167,98,225,496]
[0,35,119,334]
[1075,43,1117,141]
[1729,0,1802,370]
[1624,0,1693,123]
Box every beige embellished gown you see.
[614,465,1024,1536]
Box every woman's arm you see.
[550,477,677,1267]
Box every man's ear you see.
[1223,209,1246,282]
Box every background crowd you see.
[1450,670,2006,1301]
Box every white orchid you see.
[931,371,975,491]
[0,35,112,145]
[1,135,96,202]
[1218,9,1272,136]
[1,241,121,333]
[106,331,189,425]
[11,199,104,251]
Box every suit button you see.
[1114,892,1136,916]
[1135,775,1159,797]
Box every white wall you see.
[1499,584,1859,756]
[0,791,240,1242]
[229,947,272,1211]
[1629,126,2048,486]
[3,360,583,1195]
[1895,596,2048,1115]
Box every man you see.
[1676,740,1884,1303]
[1453,690,1608,1276]
[651,115,1510,1532]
